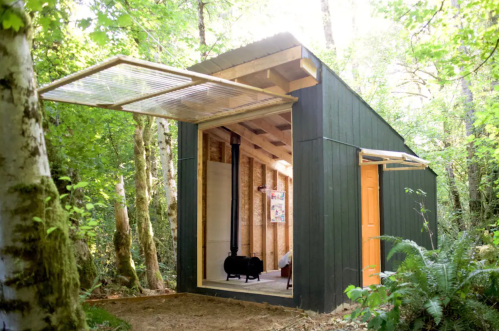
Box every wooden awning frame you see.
[37,55,297,123]
[358,148,429,171]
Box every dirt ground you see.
[93,294,368,331]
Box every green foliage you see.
[83,304,131,330]
[346,233,499,330]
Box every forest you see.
[0,0,499,330]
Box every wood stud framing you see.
[273,170,279,270]
[285,177,290,253]
[262,164,268,272]
[220,142,227,163]
[249,158,255,255]
[196,130,203,287]
[202,133,210,279]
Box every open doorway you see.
[197,111,293,298]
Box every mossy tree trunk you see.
[143,117,154,197]
[0,3,86,329]
[133,114,164,290]
[157,118,178,264]
[114,175,141,288]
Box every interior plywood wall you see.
[202,132,293,276]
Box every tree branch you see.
[451,37,499,81]
[391,91,429,98]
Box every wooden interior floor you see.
[202,270,292,297]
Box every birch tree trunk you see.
[114,175,141,288]
[133,114,164,290]
[157,118,178,263]
[320,0,336,52]
[0,3,86,329]
[197,0,207,59]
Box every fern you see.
[432,263,456,296]
[438,319,465,331]
[347,232,499,330]
[387,239,429,266]
[424,297,443,325]
[453,268,499,296]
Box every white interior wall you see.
[206,161,232,281]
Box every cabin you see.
[37,33,437,313]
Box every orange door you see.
[361,164,381,287]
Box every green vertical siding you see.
[292,83,326,311]
[321,66,438,310]
[177,122,199,293]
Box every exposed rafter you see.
[250,118,292,146]
[198,103,292,130]
[224,123,292,164]
[212,46,302,80]
[279,113,292,124]
[299,58,318,80]
[208,128,292,177]
[266,69,290,93]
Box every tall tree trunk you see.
[133,114,164,290]
[197,0,207,59]
[443,119,465,230]
[114,175,141,288]
[351,0,361,94]
[157,118,178,264]
[320,0,336,52]
[0,4,86,329]
[461,78,482,226]
[452,0,482,226]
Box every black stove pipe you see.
[230,133,241,257]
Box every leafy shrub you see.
[345,232,499,330]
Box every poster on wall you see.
[270,190,286,223]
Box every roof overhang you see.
[359,148,429,171]
[37,55,297,123]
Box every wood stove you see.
[223,133,264,282]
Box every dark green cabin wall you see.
[177,122,199,293]
[321,66,437,311]
[291,83,326,311]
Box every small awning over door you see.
[358,148,429,171]
[37,56,297,123]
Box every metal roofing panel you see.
[188,32,302,75]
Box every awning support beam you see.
[359,149,429,172]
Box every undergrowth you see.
[345,232,499,330]
[83,304,131,330]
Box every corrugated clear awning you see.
[359,148,429,171]
[37,55,297,123]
